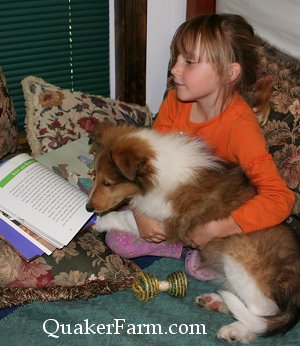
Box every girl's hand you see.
[133,209,168,243]
[186,216,243,249]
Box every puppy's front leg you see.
[93,209,139,235]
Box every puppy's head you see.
[86,123,157,214]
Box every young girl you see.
[105,14,295,280]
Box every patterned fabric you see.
[0,230,139,290]
[249,39,300,215]
[22,76,153,157]
[0,67,18,159]
[263,108,300,215]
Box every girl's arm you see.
[189,122,295,247]
[143,92,295,245]
[133,209,168,243]
[227,121,295,233]
[231,156,295,232]
[186,216,243,249]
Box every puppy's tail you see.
[219,290,299,336]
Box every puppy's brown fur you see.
[165,164,256,240]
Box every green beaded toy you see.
[132,271,188,302]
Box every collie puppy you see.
[87,123,300,343]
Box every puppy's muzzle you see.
[86,201,95,213]
[86,198,131,215]
[85,202,107,216]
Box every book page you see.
[0,153,93,247]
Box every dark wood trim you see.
[114,0,147,105]
[113,1,215,105]
[186,0,216,19]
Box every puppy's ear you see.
[89,122,115,153]
[89,122,113,144]
[112,150,149,182]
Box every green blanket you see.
[1,258,299,345]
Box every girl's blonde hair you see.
[170,14,271,125]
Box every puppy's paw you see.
[195,293,229,314]
[93,214,115,233]
[93,211,139,235]
[217,321,256,344]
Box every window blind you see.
[0,0,110,130]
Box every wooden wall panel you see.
[186,0,216,19]
[114,1,215,106]
[114,0,147,105]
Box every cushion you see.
[0,67,18,160]
[0,231,140,308]
[0,135,141,308]
[22,76,153,157]
[243,39,300,216]
[258,40,300,216]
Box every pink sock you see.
[185,249,216,281]
[105,230,183,259]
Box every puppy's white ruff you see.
[95,130,220,228]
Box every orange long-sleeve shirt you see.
[153,90,295,233]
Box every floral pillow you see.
[0,230,140,308]
[262,104,300,216]
[0,67,18,160]
[258,40,300,216]
[22,76,153,157]
[243,39,300,216]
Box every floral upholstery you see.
[257,39,300,216]
[0,76,150,307]
[22,76,153,157]
[0,67,18,159]
[0,229,140,308]
[0,230,138,288]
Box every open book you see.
[0,136,96,261]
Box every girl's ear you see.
[229,63,241,82]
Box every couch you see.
[0,36,299,308]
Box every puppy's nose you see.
[86,202,94,213]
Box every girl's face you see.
[170,54,221,104]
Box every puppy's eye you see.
[103,180,111,187]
